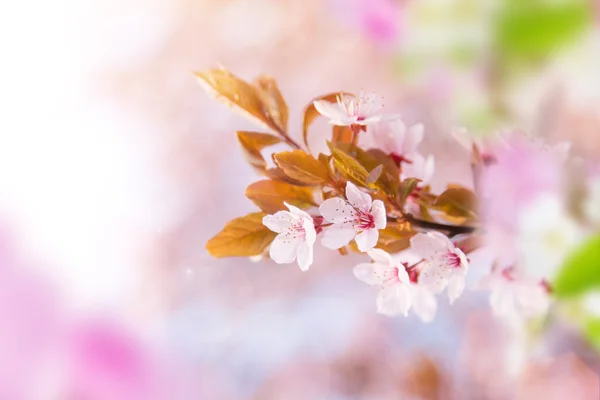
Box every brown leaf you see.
[264,168,314,187]
[245,180,316,213]
[377,224,414,253]
[206,212,277,258]
[237,131,282,172]
[329,143,400,194]
[434,187,478,221]
[302,92,346,151]
[254,74,289,132]
[273,150,330,185]
[195,68,281,134]
[331,148,369,186]
[332,125,354,144]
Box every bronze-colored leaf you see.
[329,143,400,194]
[206,212,277,258]
[302,92,346,151]
[433,187,478,221]
[254,74,289,132]
[195,68,281,134]
[332,125,354,144]
[273,150,330,185]
[245,180,316,213]
[331,148,369,186]
[376,223,415,253]
[264,168,314,187]
[237,131,282,172]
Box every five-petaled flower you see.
[262,202,316,271]
[319,182,387,252]
[354,249,437,322]
[313,92,390,127]
[410,232,469,304]
[481,268,551,320]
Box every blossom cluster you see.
[196,69,599,324]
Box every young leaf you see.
[206,212,277,258]
[366,165,384,185]
[302,92,346,151]
[273,150,330,185]
[398,178,420,205]
[195,68,282,134]
[254,74,289,132]
[331,148,369,186]
[433,188,478,220]
[553,235,600,298]
[237,131,282,172]
[245,180,316,213]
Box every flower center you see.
[443,251,462,269]
[355,209,375,230]
[285,221,306,240]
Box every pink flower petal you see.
[321,224,356,249]
[319,198,355,223]
[345,182,372,211]
[377,284,411,316]
[355,228,379,252]
[269,235,300,264]
[371,200,387,229]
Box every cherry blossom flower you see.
[353,249,437,322]
[319,182,386,252]
[263,203,316,271]
[481,268,551,320]
[313,92,392,127]
[363,119,424,163]
[410,232,469,304]
[401,153,435,186]
[516,194,585,280]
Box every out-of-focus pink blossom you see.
[481,268,551,321]
[64,320,174,400]
[329,0,402,45]
[479,136,568,268]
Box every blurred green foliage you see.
[553,235,600,298]
[494,0,593,65]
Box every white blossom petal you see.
[355,228,379,252]
[422,155,435,185]
[412,287,437,323]
[410,232,451,259]
[301,217,316,246]
[319,198,355,224]
[262,212,294,233]
[321,224,356,249]
[418,262,451,293]
[354,263,388,285]
[285,202,312,220]
[313,99,348,121]
[447,271,466,304]
[377,285,412,316]
[366,248,393,266]
[269,235,300,264]
[345,182,372,211]
[296,240,313,271]
[371,200,387,229]
[404,123,424,156]
[490,283,515,317]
